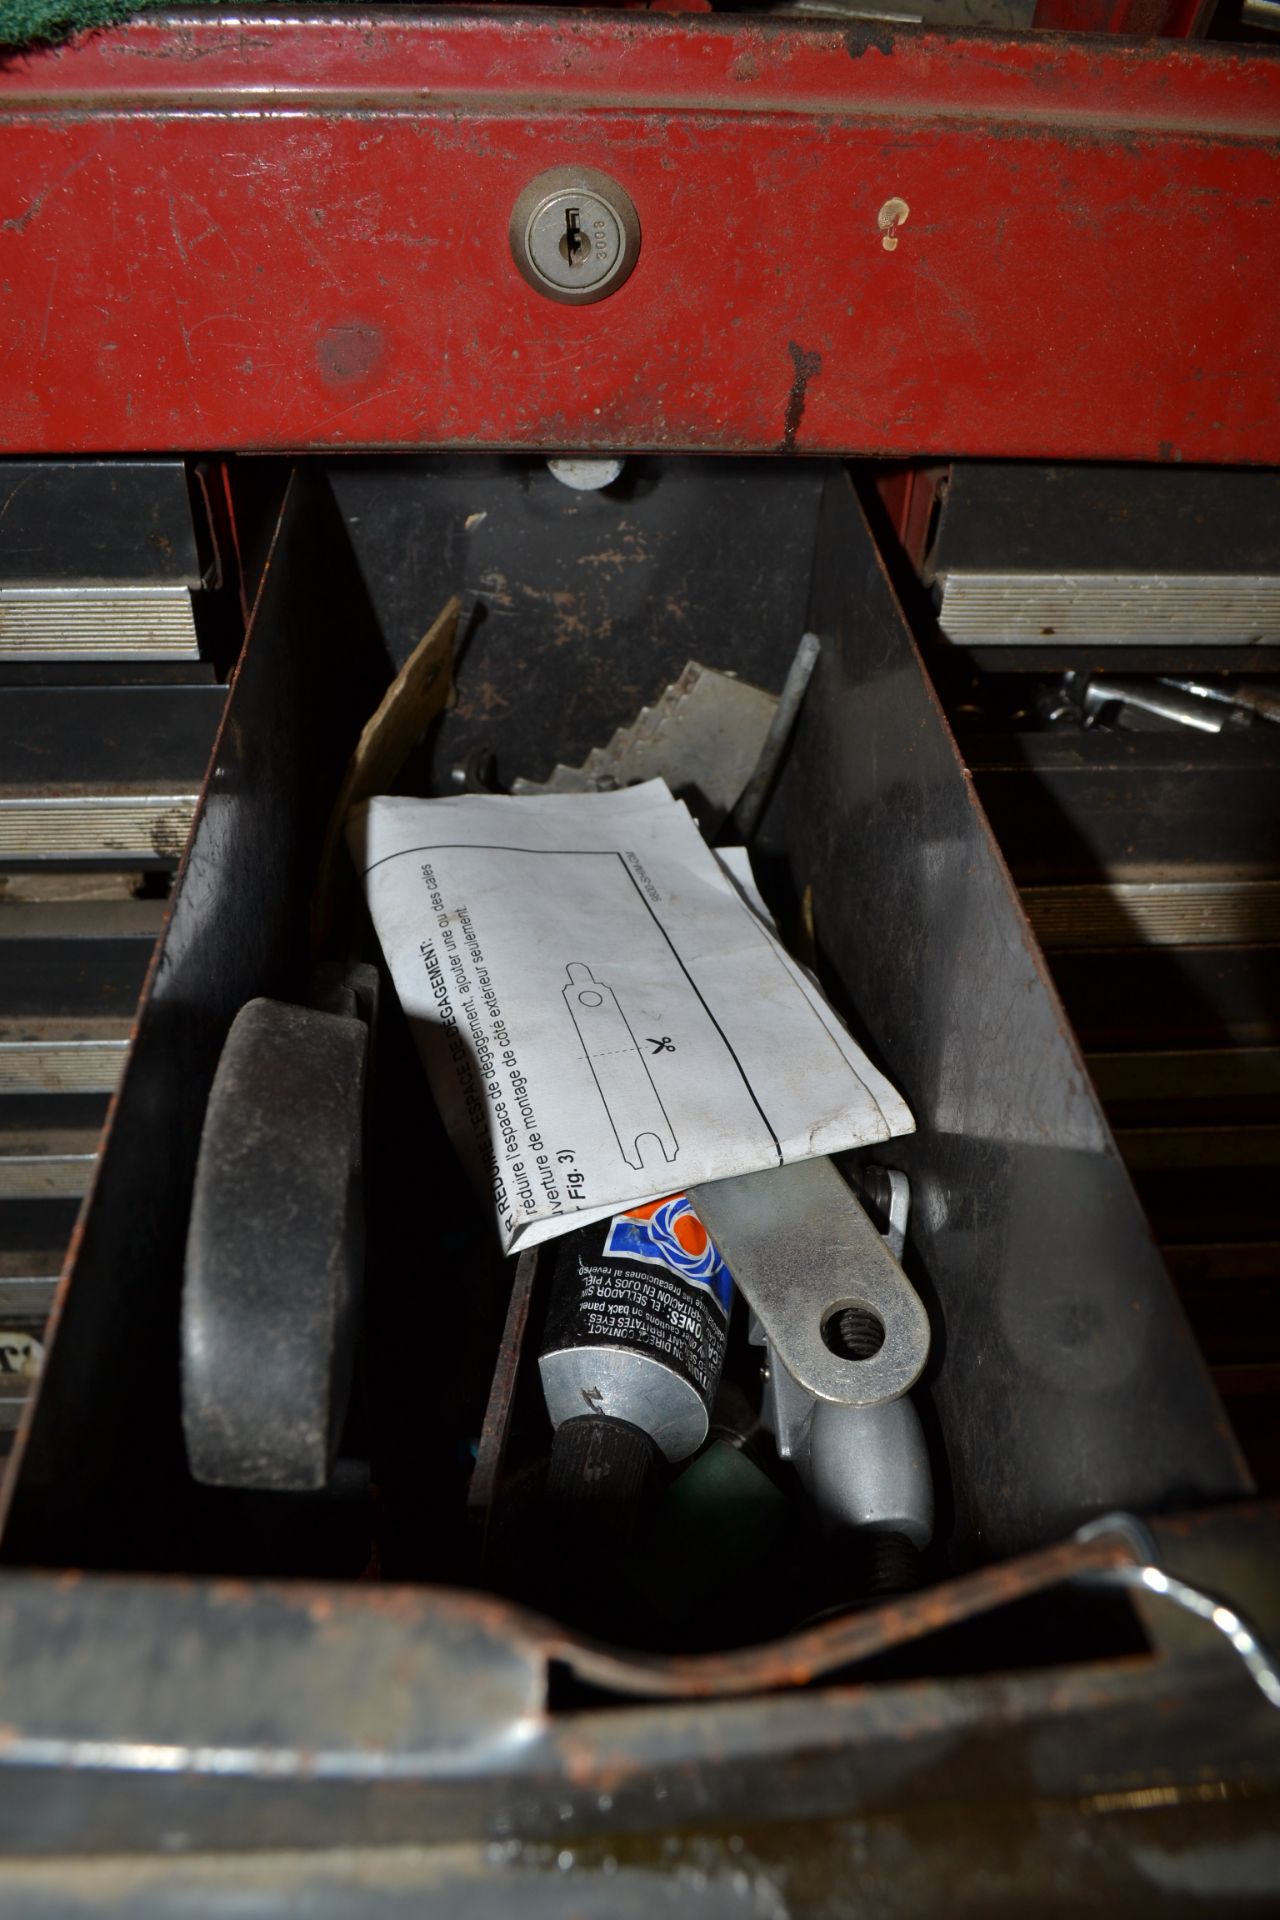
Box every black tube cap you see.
[547,1415,658,1519]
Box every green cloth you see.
[0,0,165,50]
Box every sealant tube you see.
[540,1194,733,1515]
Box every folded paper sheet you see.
[350,782,913,1253]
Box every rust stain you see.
[208,1578,256,1608]
[555,1734,643,1794]
[845,21,898,57]
[782,341,822,452]
[545,1530,1132,1700]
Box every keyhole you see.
[559,206,590,268]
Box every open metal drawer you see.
[0,461,1274,1912]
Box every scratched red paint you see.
[0,14,1277,460]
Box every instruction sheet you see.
[350,782,913,1253]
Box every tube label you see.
[545,1195,731,1407]
[602,1195,733,1315]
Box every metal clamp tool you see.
[694,1161,934,1553]
[690,1154,930,1409]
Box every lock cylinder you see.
[510,166,641,305]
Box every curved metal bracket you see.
[690,1156,930,1408]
